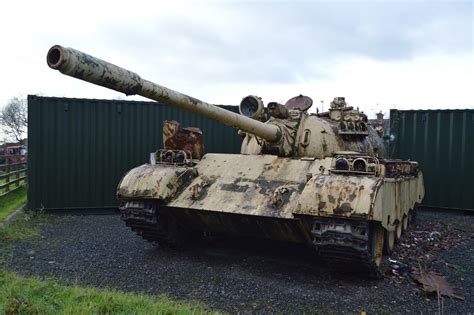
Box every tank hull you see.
[119,153,424,276]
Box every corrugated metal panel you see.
[390,109,474,212]
[27,95,242,210]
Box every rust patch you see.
[284,94,313,111]
[271,186,289,207]
[384,160,419,178]
[271,158,284,167]
[189,176,216,200]
[190,182,208,200]
[163,120,203,159]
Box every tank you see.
[46,45,424,276]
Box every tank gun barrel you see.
[46,45,281,142]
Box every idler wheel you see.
[370,223,384,267]
[396,221,402,239]
[409,204,418,225]
[383,229,396,255]
[402,214,408,231]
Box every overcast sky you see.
[0,0,472,127]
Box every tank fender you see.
[294,175,382,220]
[371,172,425,230]
[295,173,425,232]
[117,164,197,200]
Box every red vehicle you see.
[3,146,27,165]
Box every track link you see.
[312,219,383,278]
[120,200,185,248]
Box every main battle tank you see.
[46,45,424,276]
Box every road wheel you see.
[402,214,408,231]
[155,214,190,249]
[383,229,396,255]
[370,223,384,267]
[396,221,402,239]
[408,205,418,225]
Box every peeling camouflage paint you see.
[117,164,197,201]
[47,45,281,143]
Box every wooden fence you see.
[0,155,27,197]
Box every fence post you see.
[5,158,10,193]
[16,160,20,189]
[0,155,27,197]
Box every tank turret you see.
[46,45,384,158]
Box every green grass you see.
[0,212,41,246]
[0,186,27,222]
[0,270,213,314]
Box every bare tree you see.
[0,96,28,143]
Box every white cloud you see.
[0,0,472,126]
[194,52,473,116]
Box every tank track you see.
[312,219,382,278]
[121,200,383,276]
[120,200,185,248]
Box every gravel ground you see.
[1,211,473,314]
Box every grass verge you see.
[0,186,26,222]
[0,212,40,245]
[0,270,212,314]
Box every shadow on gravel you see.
[182,236,373,281]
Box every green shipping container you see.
[390,109,474,212]
[27,95,242,210]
